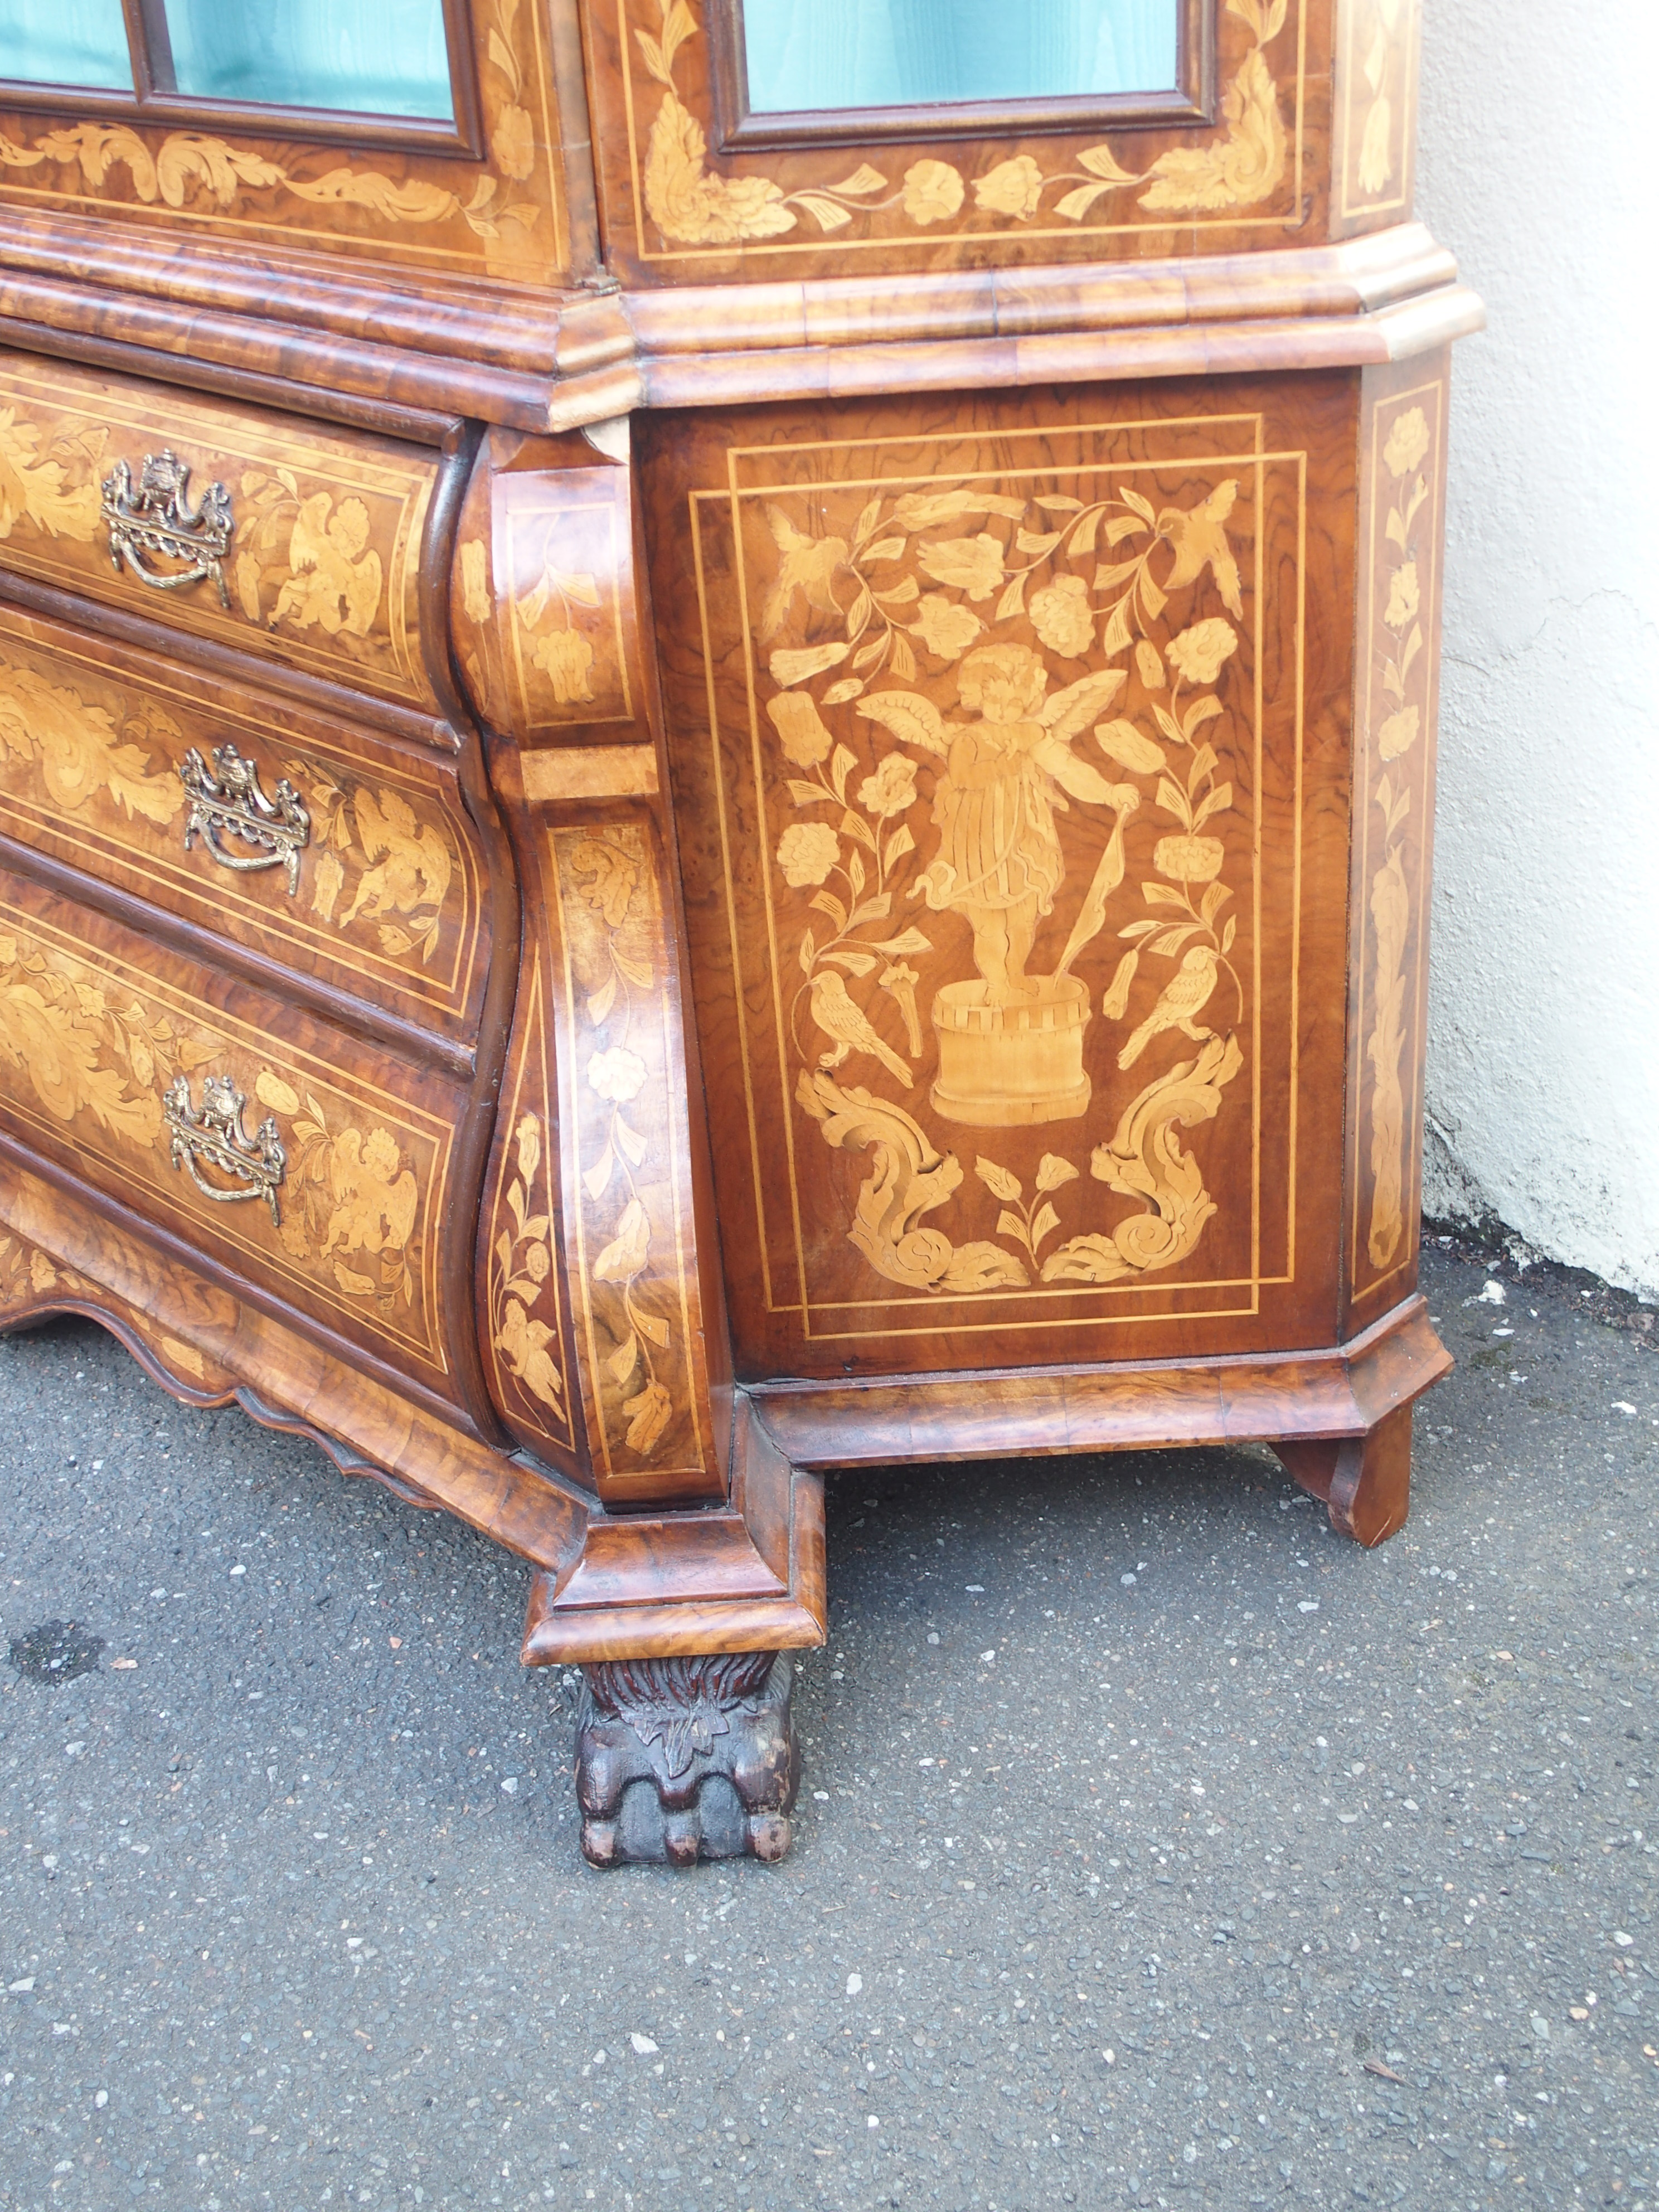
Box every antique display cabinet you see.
[0,0,1478,1864]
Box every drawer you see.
[0,607,489,1050]
[0,348,440,718]
[0,865,465,1405]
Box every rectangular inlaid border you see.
[0,891,455,1367]
[687,411,1309,1345]
[0,353,437,709]
[615,0,1308,266]
[0,616,484,1023]
[1333,0,1419,229]
[546,822,711,1480]
[1348,366,1444,1307]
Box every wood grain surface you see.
[0,348,442,714]
[0,861,470,1403]
[0,0,580,287]
[0,601,490,1052]
[642,372,1367,1381]
[586,0,1333,284]
[0,0,1474,1692]
[1343,348,1448,1331]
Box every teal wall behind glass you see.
[164,0,454,120]
[0,0,133,89]
[744,0,1180,113]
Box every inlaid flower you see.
[1384,561,1419,633]
[910,593,983,660]
[1166,617,1239,687]
[1378,705,1420,761]
[902,159,965,225]
[534,626,595,704]
[918,532,1005,603]
[1154,835,1226,884]
[1030,574,1095,658]
[766,690,834,767]
[777,822,841,887]
[1357,95,1393,197]
[459,539,491,625]
[973,156,1045,220]
[586,1047,648,1104]
[1383,406,1430,479]
[857,753,919,819]
[491,103,535,183]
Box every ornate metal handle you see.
[163,1074,286,1226]
[179,744,311,895]
[101,450,234,608]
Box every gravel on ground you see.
[0,1243,1653,2212]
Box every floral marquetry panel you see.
[644,377,1362,1380]
[0,867,465,1402]
[0,608,490,1047]
[452,438,653,744]
[0,0,575,284]
[1330,0,1419,237]
[1345,352,1446,1326]
[542,818,722,1497]
[0,350,444,719]
[477,947,580,1472]
[591,0,1326,280]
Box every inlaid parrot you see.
[808,969,913,1088]
[1116,945,1220,1069]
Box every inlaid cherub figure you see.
[860,646,1133,1007]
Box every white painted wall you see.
[1412,0,1659,1297]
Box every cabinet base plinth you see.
[576,1653,799,1868]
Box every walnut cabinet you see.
[0,0,1479,1863]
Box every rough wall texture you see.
[1414,0,1659,1298]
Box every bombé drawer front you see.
[0,348,442,721]
[0,606,491,1052]
[0,864,467,1408]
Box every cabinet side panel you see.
[467,431,729,1505]
[1344,348,1448,1329]
[644,373,1361,1382]
[1329,0,1419,237]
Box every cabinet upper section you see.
[0,0,580,287]
[0,0,1422,304]
[586,0,1419,280]
[4,0,468,141]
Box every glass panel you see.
[162,0,454,120]
[0,0,134,89]
[744,0,1180,113]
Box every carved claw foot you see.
[575,1652,799,1869]
[1272,1400,1414,1548]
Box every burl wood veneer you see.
[0,0,1477,1864]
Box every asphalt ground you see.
[0,1243,1653,2212]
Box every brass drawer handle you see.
[101,450,234,608]
[180,744,311,895]
[163,1074,287,1226]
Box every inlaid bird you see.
[1116,945,1220,1069]
[808,969,913,1088]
